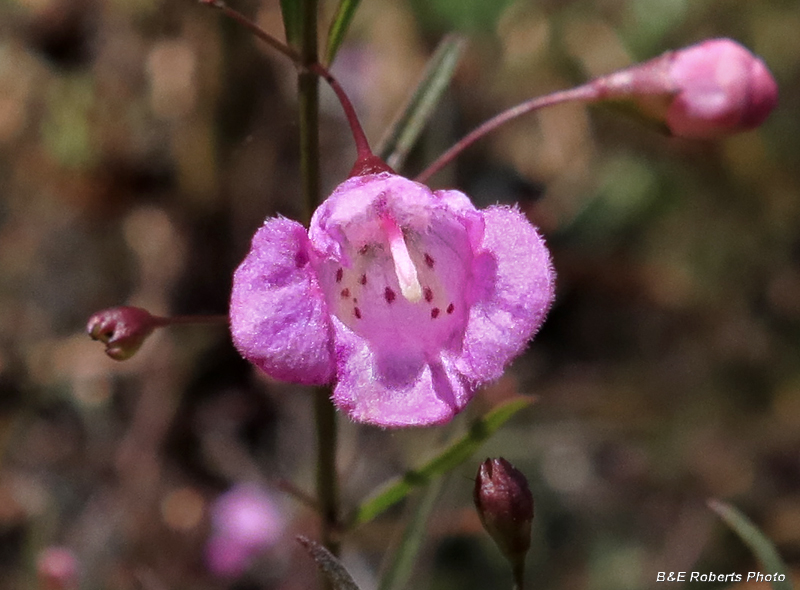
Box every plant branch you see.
[415,84,600,184]
[314,386,341,556]
[200,0,373,162]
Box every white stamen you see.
[382,216,422,302]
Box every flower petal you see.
[458,206,555,382]
[331,317,470,427]
[230,217,335,384]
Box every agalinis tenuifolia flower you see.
[230,172,554,428]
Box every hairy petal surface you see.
[231,174,555,428]
[458,206,555,383]
[230,217,335,384]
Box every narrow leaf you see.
[297,536,363,590]
[279,0,302,46]
[377,35,466,171]
[325,0,361,65]
[707,499,793,590]
[378,476,445,590]
[350,397,533,527]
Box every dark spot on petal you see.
[359,244,369,255]
[335,268,343,283]
[341,288,350,298]
[353,298,358,304]
[354,307,362,319]
[424,253,435,268]
[360,274,367,285]
[296,250,309,268]
[384,287,396,303]
[431,308,440,319]
[424,287,434,303]
[446,303,454,314]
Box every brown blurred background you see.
[0,0,799,588]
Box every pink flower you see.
[205,485,285,577]
[594,38,778,138]
[36,547,80,590]
[230,172,554,428]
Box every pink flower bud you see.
[36,547,79,590]
[593,38,778,138]
[86,306,166,360]
[474,458,534,566]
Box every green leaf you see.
[297,536,363,590]
[376,35,465,171]
[707,499,793,590]
[349,397,534,527]
[280,0,302,46]
[377,477,445,590]
[324,0,361,65]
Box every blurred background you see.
[0,0,799,588]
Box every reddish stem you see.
[162,314,229,325]
[199,0,382,169]
[415,84,601,185]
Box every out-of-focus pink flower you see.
[86,306,167,360]
[36,547,79,590]
[593,38,778,138]
[205,485,285,578]
[229,172,555,427]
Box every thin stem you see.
[415,84,601,185]
[512,560,526,590]
[200,0,373,162]
[162,314,228,325]
[314,386,340,555]
[297,0,341,569]
[277,479,320,511]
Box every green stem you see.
[298,0,320,222]
[512,561,526,590]
[297,0,341,566]
[314,386,340,555]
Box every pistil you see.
[381,216,422,303]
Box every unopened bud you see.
[592,38,778,138]
[86,306,166,360]
[36,547,79,590]
[474,458,534,566]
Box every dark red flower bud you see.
[86,306,166,360]
[474,458,534,566]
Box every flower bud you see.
[36,547,79,590]
[593,38,778,138]
[474,458,534,566]
[86,306,166,360]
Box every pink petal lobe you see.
[458,206,555,382]
[230,217,335,384]
[331,319,469,427]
